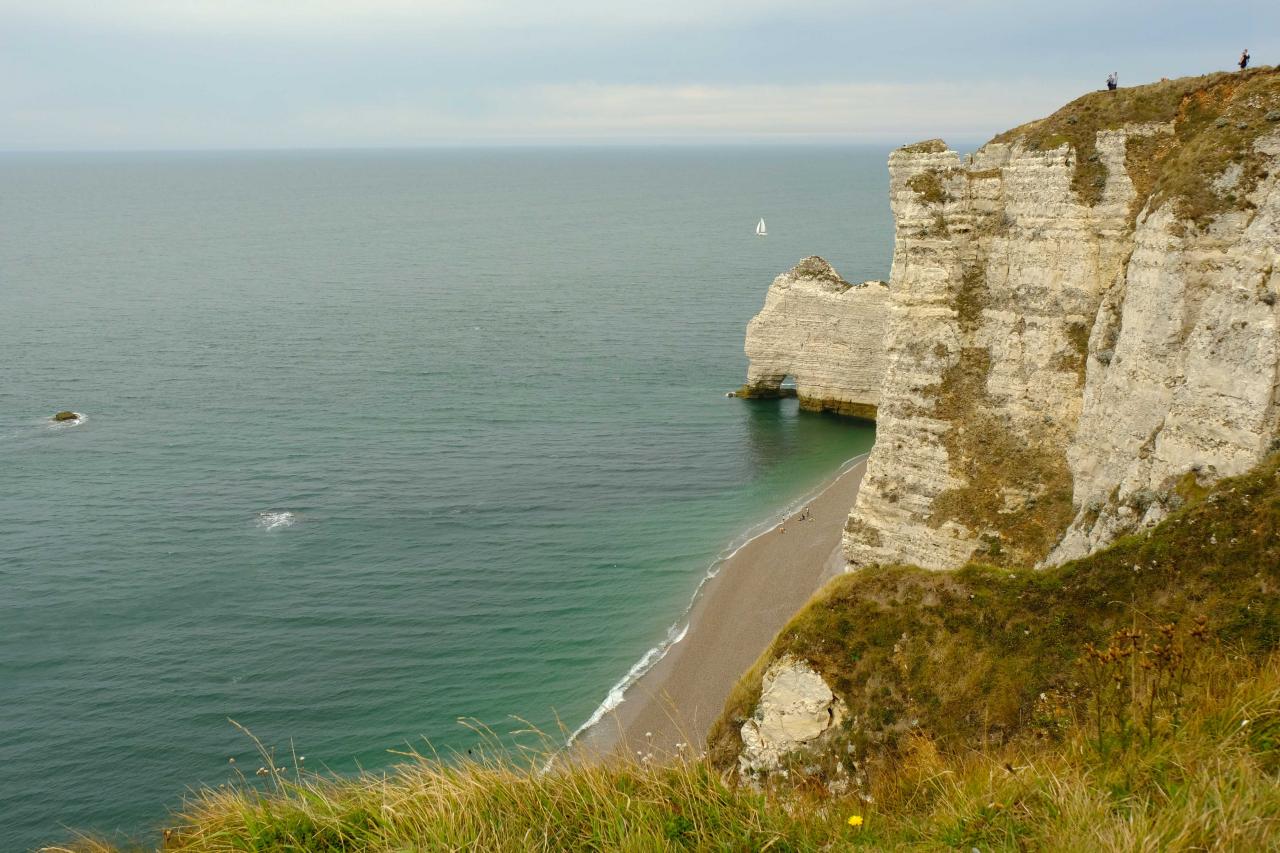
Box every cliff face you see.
[842,70,1280,569]
[1050,137,1280,562]
[739,257,888,420]
[741,70,1280,569]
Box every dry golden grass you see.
[46,456,1280,851]
[48,651,1280,851]
[992,66,1280,226]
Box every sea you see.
[0,146,889,850]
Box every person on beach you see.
[1239,49,1250,70]
[1106,72,1118,91]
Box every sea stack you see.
[739,256,888,420]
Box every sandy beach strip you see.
[574,455,869,759]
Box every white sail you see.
[756,218,767,237]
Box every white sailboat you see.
[755,217,767,237]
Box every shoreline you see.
[572,453,869,758]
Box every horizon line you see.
[0,137,993,156]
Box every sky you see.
[2,0,1277,150]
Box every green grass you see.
[897,138,947,154]
[52,455,1280,851]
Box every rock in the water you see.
[53,411,79,422]
[741,257,887,421]
[739,657,846,776]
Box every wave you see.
[565,621,689,744]
[255,511,297,531]
[565,451,869,747]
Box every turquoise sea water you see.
[0,147,888,850]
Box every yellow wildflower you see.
[847,815,864,827]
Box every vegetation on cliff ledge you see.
[711,453,1280,769]
[992,66,1280,225]
[55,456,1280,851]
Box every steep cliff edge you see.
[738,257,888,420]
[837,68,1280,569]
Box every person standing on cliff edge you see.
[1106,72,1118,91]
[1240,49,1250,70]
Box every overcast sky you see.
[2,0,1276,150]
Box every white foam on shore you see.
[256,511,297,531]
[567,621,690,743]
[565,452,869,747]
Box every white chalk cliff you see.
[745,70,1280,570]
[740,257,888,420]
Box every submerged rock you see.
[53,411,79,422]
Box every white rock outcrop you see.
[739,656,847,775]
[741,257,888,420]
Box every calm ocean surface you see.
[0,147,888,850]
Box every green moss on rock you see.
[899,138,948,154]
[907,170,948,205]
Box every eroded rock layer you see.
[835,70,1280,569]
[740,256,888,421]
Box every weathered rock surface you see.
[740,257,888,420]
[53,411,79,422]
[838,72,1280,569]
[738,656,847,776]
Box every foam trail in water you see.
[256,511,297,531]
[565,452,869,746]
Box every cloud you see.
[3,0,861,36]
[2,0,1275,149]
[0,78,1097,149]
[283,81,1073,146]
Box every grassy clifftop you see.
[57,456,1280,851]
[991,66,1280,224]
